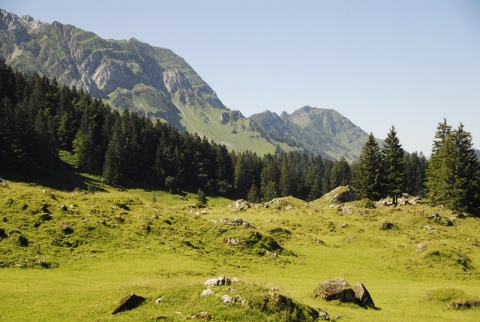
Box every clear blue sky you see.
[3,0,479,156]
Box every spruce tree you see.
[355,133,384,200]
[404,152,428,197]
[426,119,453,205]
[197,188,207,207]
[382,126,405,204]
[247,184,261,203]
[330,156,351,189]
[426,120,480,213]
[447,124,480,213]
[102,122,125,185]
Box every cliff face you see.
[0,10,222,121]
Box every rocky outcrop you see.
[323,186,357,203]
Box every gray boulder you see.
[314,278,356,302]
[354,282,375,308]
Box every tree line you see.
[1,60,478,213]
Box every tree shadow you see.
[2,161,107,192]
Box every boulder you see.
[314,278,356,302]
[112,293,145,314]
[204,275,231,286]
[201,289,214,297]
[354,282,375,308]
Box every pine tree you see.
[447,124,480,213]
[330,156,351,189]
[382,126,405,204]
[426,120,480,213]
[247,184,261,203]
[263,181,279,201]
[355,133,384,200]
[426,119,453,205]
[306,157,323,201]
[260,154,280,200]
[197,188,207,207]
[404,152,428,196]
[102,120,125,185]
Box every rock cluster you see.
[314,277,375,309]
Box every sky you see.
[2,0,479,156]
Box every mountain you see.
[0,9,371,159]
[0,9,295,154]
[251,106,369,161]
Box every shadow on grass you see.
[2,160,107,192]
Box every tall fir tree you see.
[330,156,351,189]
[354,133,384,200]
[404,152,428,197]
[102,119,125,185]
[426,119,453,206]
[447,124,480,213]
[382,126,405,204]
[426,120,480,213]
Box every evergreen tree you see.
[447,124,480,212]
[382,126,405,204]
[102,119,125,185]
[260,154,280,200]
[404,152,428,196]
[0,97,15,169]
[247,184,261,203]
[263,181,279,201]
[306,157,323,201]
[426,119,453,205]
[330,156,351,189]
[197,188,207,207]
[426,120,480,213]
[355,133,384,200]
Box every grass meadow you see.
[0,176,479,321]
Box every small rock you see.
[155,297,163,304]
[60,224,73,234]
[201,289,214,297]
[60,204,68,211]
[221,294,233,303]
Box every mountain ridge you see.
[0,9,370,160]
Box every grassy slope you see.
[0,176,479,321]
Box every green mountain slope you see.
[251,106,370,161]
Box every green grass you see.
[0,176,479,321]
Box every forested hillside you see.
[0,60,429,200]
[2,60,479,213]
